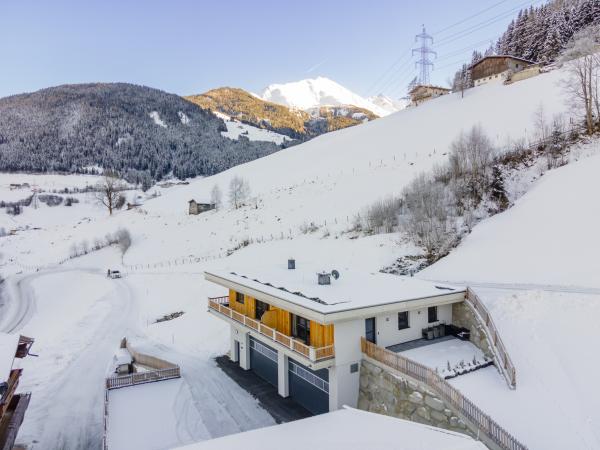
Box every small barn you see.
[188,199,215,215]
[409,85,451,106]
[470,55,536,86]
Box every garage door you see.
[249,337,278,387]
[288,359,329,414]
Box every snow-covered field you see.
[0,63,599,449]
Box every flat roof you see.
[173,407,487,450]
[0,333,19,383]
[205,264,464,315]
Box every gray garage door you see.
[249,337,278,387]
[288,359,329,415]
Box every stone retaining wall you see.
[358,359,475,437]
[452,302,493,359]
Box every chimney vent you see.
[318,272,331,285]
[288,259,295,270]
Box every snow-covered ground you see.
[0,63,598,450]
[399,338,487,378]
[220,117,291,144]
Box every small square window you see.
[398,311,409,330]
[428,306,438,323]
[350,363,359,373]
[236,292,245,304]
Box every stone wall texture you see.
[358,359,475,438]
[452,302,493,359]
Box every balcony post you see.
[277,351,289,398]
[309,347,317,362]
[238,329,251,370]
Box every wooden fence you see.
[361,337,527,450]
[465,288,517,389]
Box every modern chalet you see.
[0,333,34,450]
[470,55,537,86]
[205,260,466,414]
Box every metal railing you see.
[208,297,335,362]
[465,288,517,389]
[361,337,527,450]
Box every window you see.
[428,306,438,323]
[255,300,269,320]
[236,292,245,304]
[293,315,310,345]
[398,311,409,330]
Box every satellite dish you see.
[331,270,340,280]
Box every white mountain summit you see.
[259,76,404,117]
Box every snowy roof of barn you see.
[173,407,487,450]
[205,263,464,315]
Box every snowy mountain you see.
[186,86,379,141]
[260,76,392,117]
[367,94,408,115]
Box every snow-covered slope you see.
[260,76,391,117]
[422,151,600,289]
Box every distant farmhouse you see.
[409,85,451,106]
[470,55,538,86]
[188,199,215,215]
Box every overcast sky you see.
[0,0,538,99]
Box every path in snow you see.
[1,256,274,450]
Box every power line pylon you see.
[412,25,437,85]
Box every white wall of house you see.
[373,304,452,348]
[474,70,508,86]
[329,319,364,410]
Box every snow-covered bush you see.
[229,176,250,209]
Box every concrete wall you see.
[329,320,363,410]
[374,304,452,348]
[510,66,541,83]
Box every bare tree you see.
[210,184,223,210]
[228,176,250,209]
[95,171,126,215]
[560,26,600,134]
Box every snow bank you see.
[422,153,600,288]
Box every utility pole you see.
[412,25,437,85]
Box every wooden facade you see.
[228,289,334,347]
[470,56,534,85]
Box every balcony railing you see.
[208,297,334,362]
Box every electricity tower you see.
[412,25,436,85]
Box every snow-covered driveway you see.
[1,253,274,450]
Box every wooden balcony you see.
[208,297,334,362]
[0,369,22,420]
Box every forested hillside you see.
[453,0,600,87]
[185,87,378,140]
[0,83,281,183]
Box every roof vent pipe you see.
[288,258,295,270]
[318,272,331,285]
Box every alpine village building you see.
[206,260,466,414]
[470,55,537,86]
[0,334,34,450]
